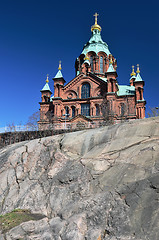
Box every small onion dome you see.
[91,13,102,32]
[130,65,136,77]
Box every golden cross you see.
[46,74,49,83]
[58,60,62,70]
[136,64,140,73]
[94,13,99,24]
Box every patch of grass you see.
[0,209,45,233]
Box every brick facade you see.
[38,15,146,130]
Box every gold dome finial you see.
[131,65,136,77]
[58,60,62,70]
[136,64,140,73]
[46,74,49,83]
[91,12,102,32]
[109,54,113,64]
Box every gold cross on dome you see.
[94,13,99,24]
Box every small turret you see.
[81,53,91,74]
[107,54,116,73]
[134,64,144,101]
[106,55,118,93]
[40,75,52,102]
[134,64,144,83]
[53,61,65,98]
[134,64,146,119]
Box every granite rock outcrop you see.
[0,117,159,239]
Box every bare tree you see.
[6,122,16,132]
[25,111,40,131]
[147,106,159,117]
[100,99,114,125]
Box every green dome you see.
[81,29,111,56]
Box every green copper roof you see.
[82,29,111,56]
[129,75,136,81]
[50,96,54,101]
[134,73,143,82]
[117,85,135,96]
[107,63,116,73]
[41,82,52,92]
[54,69,63,79]
[99,76,107,82]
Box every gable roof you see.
[63,72,107,91]
[69,114,93,123]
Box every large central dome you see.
[82,29,111,56]
[81,13,111,56]
[75,13,115,77]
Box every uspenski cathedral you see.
[38,13,146,130]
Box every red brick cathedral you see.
[38,13,146,130]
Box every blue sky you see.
[0,0,159,127]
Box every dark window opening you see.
[81,103,90,116]
[111,81,114,92]
[121,103,125,116]
[65,106,69,118]
[139,88,142,100]
[44,95,50,102]
[90,56,93,72]
[72,106,76,118]
[100,56,103,73]
[96,105,100,116]
[81,83,90,98]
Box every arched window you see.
[121,103,125,116]
[81,83,90,98]
[72,106,76,117]
[100,56,103,73]
[111,81,114,92]
[96,104,100,116]
[65,106,69,117]
[139,88,142,100]
[90,55,93,72]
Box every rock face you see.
[0,117,159,240]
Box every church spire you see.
[54,61,63,79]
[134,64,144,82]
[41,74,52,93]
